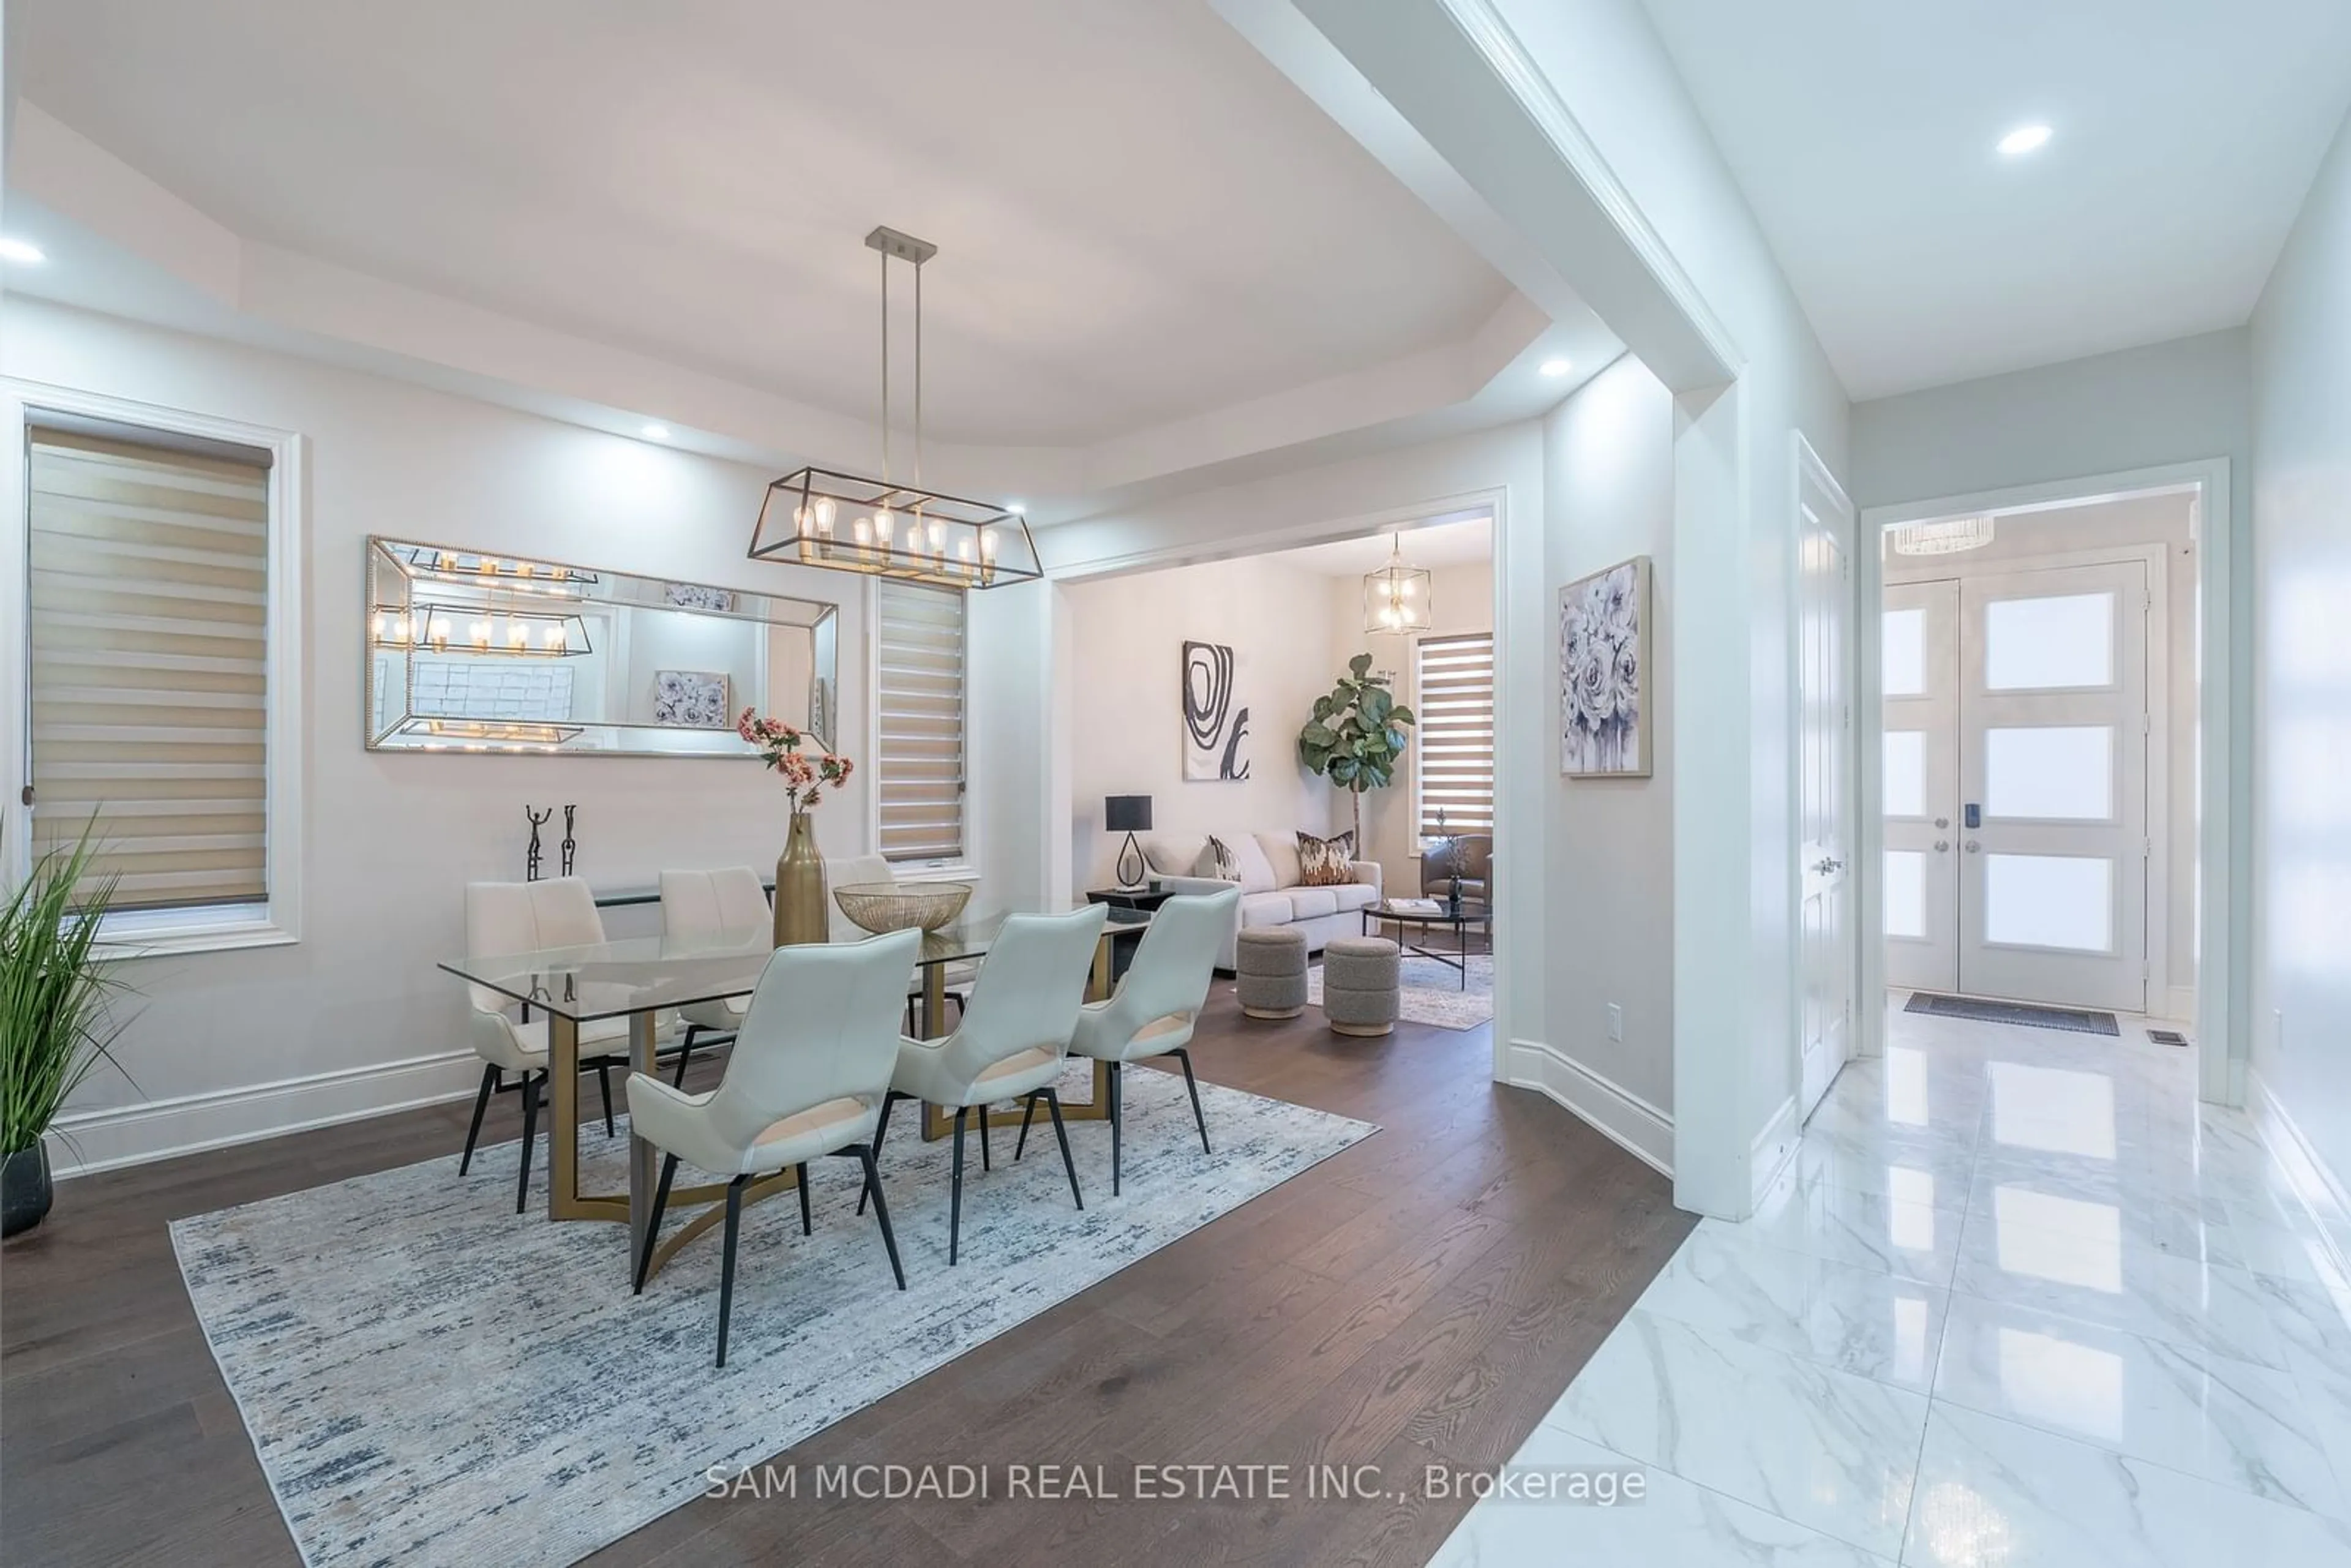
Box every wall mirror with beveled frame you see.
[364,537,838,756]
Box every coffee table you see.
[1361,901,1491,989]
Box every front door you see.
[1956,561,2150,1012]
[1880,560,2150,1012]
[1798,486,1853,1117]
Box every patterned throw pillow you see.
[1202,835,1242,882]
[1296,829,1357,887]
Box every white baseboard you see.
[1504,1038,1673,1176]
[45,1049,481,1179]
[2248,1069,2351,1284]
[2162,986,2196,1026]
[1750,1094,1801,1211]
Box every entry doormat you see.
[1904,991,2121,1036]
[171,1067,1374,1567]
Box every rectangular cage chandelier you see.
[749,467,1041,587]
[748,226,1043,590]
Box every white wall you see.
[1337,557,1494,893]
[1851,329,2254,523]
[1534,353,1676,1131]
[2249,104,2351,1202]
[4,301,876,1172]
[1064,555,1341,890]
[1884,493,2201,1015]
[1485,0,1856,1210]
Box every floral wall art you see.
[651,669,730,729]
[1559,557,1651,778]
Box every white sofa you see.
[1142,830,1383,970]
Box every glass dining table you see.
[438,908,1150,1283]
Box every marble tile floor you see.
[1429,996,2351,1566]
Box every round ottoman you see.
[1235,926,1309,1020]
[1322,936,1400,1037]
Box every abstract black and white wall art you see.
[1559,556,1652,777]
[1182,640,1251,781]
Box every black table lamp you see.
[1105,795,1153,888]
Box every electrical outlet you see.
[1607,1003,1624,1043]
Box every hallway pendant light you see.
[1363,535,1433,633]
[1891,515,1995,557]
[749,227,1041,589]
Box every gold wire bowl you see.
[832,880,972,934]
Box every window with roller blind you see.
[1414,632,1494,838]
[20,407,302,951]
[872,579,967,868]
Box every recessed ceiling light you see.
[1540,358,1572,377]
[1997,124,2052,157]
[0,237,47,265]
[640,422,670,441]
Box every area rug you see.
[170,1067,1374,1567]
[1296,951,1494,1030]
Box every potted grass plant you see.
[2,827,135,1237]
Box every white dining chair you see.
[866,904,1108,1264]
[1053,885,1237,1195]
[625,928,922,1367]
[658,867,772,1085]
[460,877,648,1210]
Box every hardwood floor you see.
[1,988,1693,1567]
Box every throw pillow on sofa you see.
[1202,833,1278,893]
[1296,829,1357,887]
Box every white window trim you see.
[4,378,306,958]
[863,577,978,880]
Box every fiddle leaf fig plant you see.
[1298,653,1416,844]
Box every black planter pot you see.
[2,1144,54,1238]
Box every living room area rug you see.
[1298,951,1495,1031]
[170,1068,1374,1567]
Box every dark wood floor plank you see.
[2,988,1695,1568]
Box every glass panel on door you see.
[1884,849,1929,939]
[1984,852,2115,953]
[1984,726,2115,820]
[1983,591,2115,690]
[1883,606,1928,697]
[1883,730,1927,817]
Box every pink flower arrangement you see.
[738,708,852,814]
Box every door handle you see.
[1934,840,1949,852]
[1812,856,1844,874]
[1934,817,1949,830]
[1964,840,1981,853]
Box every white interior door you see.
[1957,562,2150,1011]
[1798,508,1853,1117]
[1881,581,1960,991]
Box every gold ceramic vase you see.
[773,810,828,947]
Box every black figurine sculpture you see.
[560,805,578,878]
[525,805,553,882]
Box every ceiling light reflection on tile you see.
[1992,1188,2124,1292]
[1888,1201,1938,1256]
[1995,1327,2125,1442]
[1892,1294,1933,1386]
[1989,1062,2116,1158]
[1886,1045,1930,1127]
[1886,1165,1940,1211]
